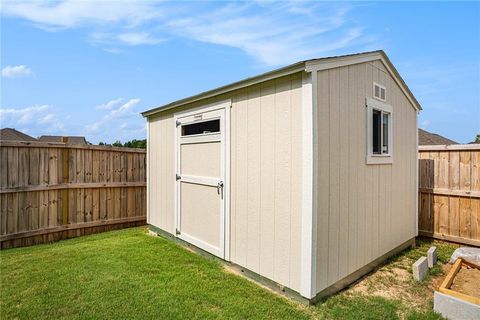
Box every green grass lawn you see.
[0,227,457,319]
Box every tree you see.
[476,134,480,143]
[97,139,146,149]
[112,140,123,147]
[123,139,146,149]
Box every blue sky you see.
[1,1,479,144]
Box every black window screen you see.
[181,119,220,136]
[372,110,381,154]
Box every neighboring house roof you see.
[418,128,458,146]
[38,135,88,145]
[0,128,37,142]
[142,50,421,117]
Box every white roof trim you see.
[305,51,381,72]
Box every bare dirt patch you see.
[349,265,424,309]
[347,255,452,313]
[450,266,480,298]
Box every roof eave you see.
[141,61,306,117]
[141,50,421,117]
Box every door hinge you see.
[176,173,181,181]
[175,228,181,235]
[176,120,181,127]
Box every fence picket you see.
[418,145,480,246]
[0,142,146,249]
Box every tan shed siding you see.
[147,113,175,234]
[147,73,304,292]
[315,61,417,292]
[230,73,303,292]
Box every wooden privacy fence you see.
[418,144,480,247]
[0,141,146,249]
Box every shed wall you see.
[147,73,304,292]
[315,60,418,292]
[147,112,175,233]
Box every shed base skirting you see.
[311,237,416,304]
[149,225,416,304]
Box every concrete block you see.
[428,246,437,268]
[434,291,480,320]
[413,256,428,281]
[148,230,158,237]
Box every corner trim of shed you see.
[300,71,316,298]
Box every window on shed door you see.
[181,119,220,136]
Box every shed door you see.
[175,108,225,258]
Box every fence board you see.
[0,194,6,235]
[419,144,480,246]
[7,147,18,188]
[0,142,146,249]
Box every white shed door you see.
[175,108,225,258]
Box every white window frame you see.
[373,82,386,101]
[366,97,393,165]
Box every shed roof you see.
[142,50,421,117]
[0,128,37,142]
[418,129,457,146]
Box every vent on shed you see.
[374,83,386,101]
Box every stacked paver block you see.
[427,246,437,268]
[413,256,428,281]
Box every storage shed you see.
[142,50,421,302]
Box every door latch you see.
[176,173,181,181]
[217,181,224,195]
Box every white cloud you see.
[0,104,64,134]
[85,98,146,143]
[117,32,165,46]
[2,1,375,66]
[90,32,165,46]
[2,0,161,30]
[420,120,431,129]
[2,65,33,78]
[96,97,124,110]
[165,3,367,65]
[86,98,142,133]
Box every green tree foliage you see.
[123,139,147,148]
[476,134,480,143]
[97,139,147,149]
[112,140,123,147]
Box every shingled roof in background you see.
[0,128,37,142]
[38,135,88,145]
[419,128,458,146]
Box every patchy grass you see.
[0,228,457,319]
[326,237,458,319]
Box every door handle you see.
[217,181,224,195]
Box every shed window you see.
[181,119,220,136]
[366,98,393,164]
[372,109,390,155]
